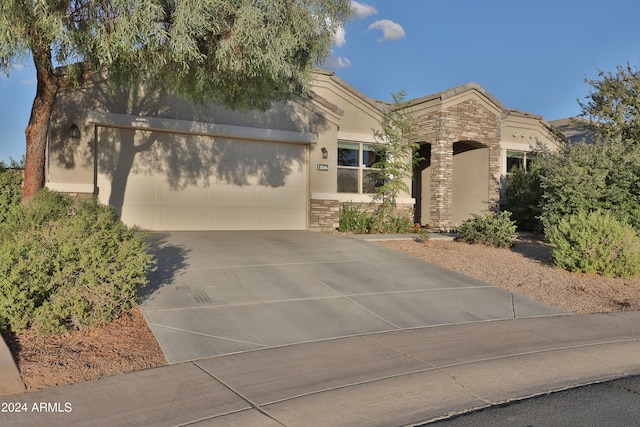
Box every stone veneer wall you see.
[309,199,414,231]
[310,199,342,230]
[413,97,501,231]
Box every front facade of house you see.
[45,70,563,231]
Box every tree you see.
[579,62,640,144]
[371,89,421,206]
[0,0,352,201]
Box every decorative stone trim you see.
[310,199,341,230]
[309,199,414,231]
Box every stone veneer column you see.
[430,139,453,230]
[488,139,502,211]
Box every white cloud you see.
[351,1,378,19]
[20,79,36,85]
[368,19,406,42]
[334,26,347,48]
[324,54,352,69]
[332,2,378,49]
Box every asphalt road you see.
[426,375,640,427]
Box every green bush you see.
[337,202,415,234]
[0,165,23,224]
[504,165,544,233]
[368,203,414,234]
[456,211,517,248]
[546,210,640,278]
[539,141,640,231]
[0,191,155,335]
[338,203,370,234]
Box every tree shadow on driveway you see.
[139,233,190,302]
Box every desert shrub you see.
[338,202,415,234]
[539,141,640,231]
[456,211,517,248]
[368,202,414,234]
[338,203,370,233]
[0,192,155,335]
[0,164,23,224]
[504,164,544,233]
[3,188,73,231]
[546,210,640,278]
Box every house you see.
[45,70,563,231]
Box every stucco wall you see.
[452,145,490,225]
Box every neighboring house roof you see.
[549,117,596,144]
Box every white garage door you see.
[96,127,308,230]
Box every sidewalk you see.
[2,311,640,426]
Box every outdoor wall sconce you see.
[70,123,81,139]
[321,147,328,159]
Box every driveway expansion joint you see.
[192,361,287,426]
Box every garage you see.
[92,114,311,231]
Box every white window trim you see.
[337,140,382,194]
[506,149,534,174]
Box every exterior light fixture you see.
[321,147,328,159]
[70,123,81,139]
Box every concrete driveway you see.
[141,231,564,363]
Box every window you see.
[506,151,536,174]
[337,141,384,193]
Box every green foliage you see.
[1,1,352,109]
[579,62,640,144]
[368,202,415,234]
[0,191,155,335]
[338,202,414,234]
[547,210,640,278]
[1,1,352,199]
[338,203,370,234]
[505,165,544,233]
[0,164,22,224]
[538,141,640,231]
[372,89,421,205]
[456,211,517,248]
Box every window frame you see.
[337,141,383,194]
[506,150,536,174]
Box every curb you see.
[0,333,26,397]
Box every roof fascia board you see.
[312,71,384,120]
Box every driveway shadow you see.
[140,233,190,302]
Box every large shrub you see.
[0,164,23,224]
[456,211,517,248]
[546,210,640,278]
[539,141,640,231]
[504,163,544,233]
[0,190,155,335]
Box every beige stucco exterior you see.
[46,71,563,231]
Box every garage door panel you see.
[259,187,306,208]
[97,128,308,230]
[213,187,260,208]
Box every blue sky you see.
[2,0,640,162]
